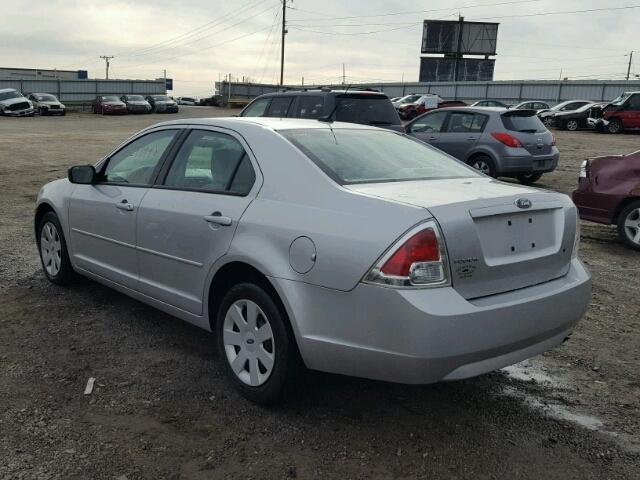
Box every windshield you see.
[153,95,170,101]
[611,92,631,106]
[126,95,145,101]
[0,90,23,101]
[102,96,120,102]
[399,95,421,104]
[36,94,57,102]
[574,103,595,113]
[550,101,571,111]
[334,96,400,126]
[279,128,478,185]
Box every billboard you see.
[421,20,499,56]
[419,57,496,82]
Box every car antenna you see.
[318,84,352,123]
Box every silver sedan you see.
[35,117,591,403]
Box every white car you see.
[177,97,197,105]
[0,88,34,117]
[28,93,66,116]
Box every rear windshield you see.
[334,95,400,126]
[279,128,478,185]
[501,113,546,133]
[126,95,145,101]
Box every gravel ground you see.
[1,107,639,479]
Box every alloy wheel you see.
[40,222,62,276]
[473,160,491,175]
[623,208,640,246]
[223,299,275,387]
[566,120,579,131]
[543,118,553,127]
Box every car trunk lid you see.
[346,178,576,299]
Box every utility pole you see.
[453,16,464,82]
[626,51,634,81]
[280,0,287,85]
[342,64,346,85]
[100,55,114,80]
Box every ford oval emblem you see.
[515,198,532,209]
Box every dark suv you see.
[239,89,403,132]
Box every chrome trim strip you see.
[71,228,135,249]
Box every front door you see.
[408,110,449,150]
[136,128,260,315]
[622,95,640,128]
[68,128,180,289]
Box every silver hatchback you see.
[406,107,559,185]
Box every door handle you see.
[115,200,134,212]
[467,136,478,141]
[204,211,232,226]
[428,136,438,141]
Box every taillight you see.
[551,133,557,146]
[579,159,589,178]
[364,221,450,288]
[491,132,523,148]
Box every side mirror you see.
[68,165,96,184]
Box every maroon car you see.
[572,150,640,250]
[92,95,128,115]
[398,99,467,120]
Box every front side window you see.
[410,111,448,133]
[296,96,324,118]
[626,95,640,111]
[242,97,271,117]
[164,130,255,195]
[280,128,478,185]
[103,130,178,185]
[266,97,293,117]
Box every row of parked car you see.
[0,88,202,117]
[391,92,640,134]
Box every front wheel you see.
[617,201,640,251]
[607,118,623,134]
[37,211,75,285]
[216,283,301,404]
[468,155,497,177]
[517,173,543,185]
[542,117,554,128]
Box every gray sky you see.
[2,0,639,95]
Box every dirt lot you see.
[1,108,639,479]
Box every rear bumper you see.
[498,150,560,175]
[272,259,591,384]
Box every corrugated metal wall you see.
[0,79,166,103]
[217,80,640,105]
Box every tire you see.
[542,117,554,128]
[216,283,302,404]
[607,118,623,134]
[566,119,579,131]
[468,155,497,178]
[517,173,543,185]
[617,200,640,251]
[37,211,75,285]
[39,107,46,116]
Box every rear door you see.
[265,96,294,118]
[135,128,260,315]
[68,128,180,289]
[437,111,487,160]
[622,94,640,128]
[407,110,449,149]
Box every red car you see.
[597,91,640,134]
[398,97,467,120]
[92,95,128,115]
[572,150,640,250]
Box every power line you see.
[471,4,640,21]
[290,24,418,36]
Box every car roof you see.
[31,92,55,95]
[0,88,18,93]
[257,89,387,98]
[150,116,382,132]
[436,106,506,114]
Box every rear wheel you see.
[607,118,623,134]
[566,119,579,131]
[517,173,543,185]
[468,155,497,178]
[542,117,554,128]
[216,283,301,404]
[617,201,640,251]
[37,212,75,285]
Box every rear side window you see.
[266,97,293,117]
[334,96,400,126]
[447,112,475,133]
[242,97,271,117]
[296,96,324,118]
[501,113,546,133]
[164,130,255,195]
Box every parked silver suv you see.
[406,107,559,185]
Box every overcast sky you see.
[2,0,639,95]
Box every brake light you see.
[551,133,557,146]
[491,132,523,148]
[364,221,450,288]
